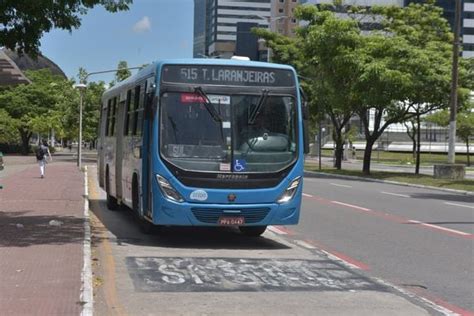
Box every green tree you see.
[356,1,453,174]
[0,109,19,144]
[0,0,131,56]
[0,69,65,153]
[115,61,132,82]
[254,4,362,169]
[426,103,474,166]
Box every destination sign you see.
[161,65,295,87]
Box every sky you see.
[40,0,194,84]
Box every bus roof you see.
[102,58,297,100]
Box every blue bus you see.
[98,58,309,236]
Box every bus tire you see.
[106,168,118,210]
[239,226,267,237]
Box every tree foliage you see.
[115,60,132,82]
[0,0,131,56]
[254,0,460,174]
[0,68,105,153]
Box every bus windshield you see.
[160,92,297,173]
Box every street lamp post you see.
[73,66,142,171]
[448,0,461,164]
[254,15,289,62]
[74,83,86,169]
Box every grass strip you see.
[305,164,474,192]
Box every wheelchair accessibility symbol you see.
[234,159,247,172]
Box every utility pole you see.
[448,0,461,164]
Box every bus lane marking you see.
[125,257,379,292]
[87,169,127,316]
[407,220,472,237]
[330,201,372,212]
[307,195,473,240]
[381,191,411,198]
[330,183,353,188]
[445,202,474,210]
[301,240,370,271]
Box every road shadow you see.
[0,211,84,247]
[408,193,474,203]
[89,198,291,251]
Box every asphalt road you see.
[299,174,474,313]
[86,164,474,315]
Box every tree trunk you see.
[334,140,344,169]
[362,138,376,175]
[415,113,421,175]
[19,129,31,155]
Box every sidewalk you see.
[0,156,86,315]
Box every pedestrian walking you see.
[36,139,52,178]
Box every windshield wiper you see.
[248,89,269,124]
[194,86,223,122]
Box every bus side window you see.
[106,99,112,136]
[110,97,117,136]
[124,90,133,136]
[133,85,142,136]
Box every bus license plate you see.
[218,217,245,226]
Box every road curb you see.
[80,166,93,316]
[304,170,474,196]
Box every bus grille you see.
[191,208,270,224]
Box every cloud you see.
[132,16,151,33]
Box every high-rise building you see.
[194,0,207,58]
[194,0,272,59]
[271,0,302,37]
[405,0,473,58]
[462,0,474,58]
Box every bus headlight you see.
[276,177,301,204]
[156,175,184,203]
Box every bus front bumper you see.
[152,200,300,226]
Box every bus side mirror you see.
[300,88,310,154]
[303,119,310,154]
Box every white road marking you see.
[331,201,372,212]
[81,167,93,316]
[408,220,471,236]
[330,183,353,188]
[268,226,288,235]
[302,193,313,197]
[445,202,474,210]
[381,191,411,198]
[294,240,317,249]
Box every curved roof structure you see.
[0,49,31,86]
[2,49,67,79]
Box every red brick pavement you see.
[0,163,85,315]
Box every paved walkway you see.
[0,155,86,315]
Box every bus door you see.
[98,102,107,188]
[115,90,127,202]
[141,77,155,219]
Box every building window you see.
[279,8,284,13]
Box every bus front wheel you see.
[239,226,267,237]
